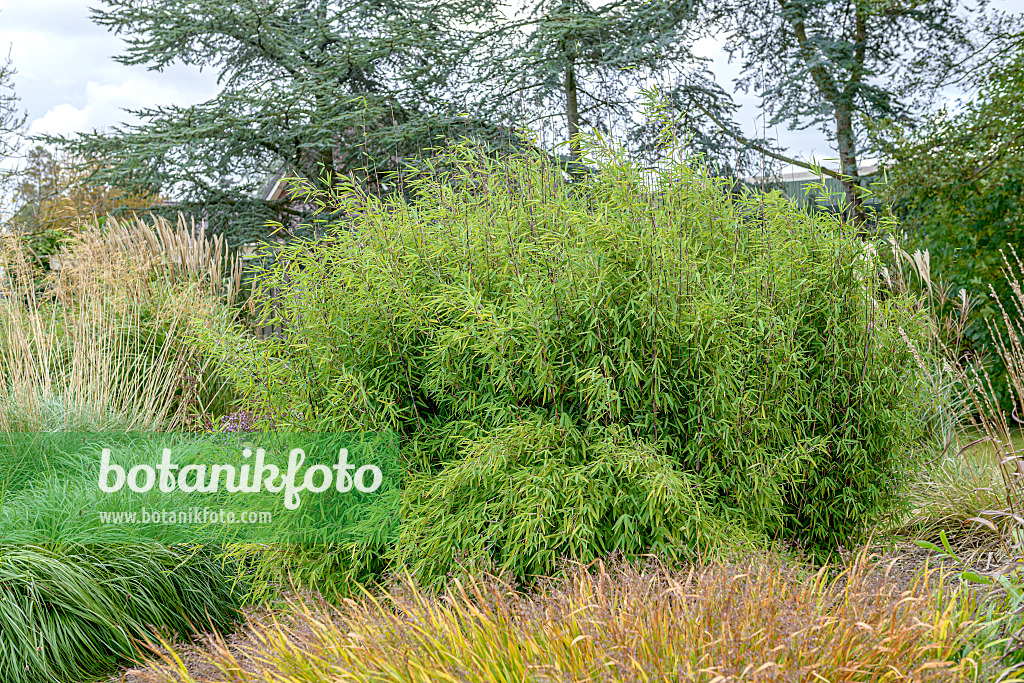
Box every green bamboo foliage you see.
[206,138,934,579]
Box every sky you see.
[1,0,1022,179]
[0,1,222,139]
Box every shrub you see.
[205,140,934,578]
[396,419,741,582]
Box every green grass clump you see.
[205,139,935,581]
[0,544,239,683]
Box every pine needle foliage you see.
[207,138,934,578]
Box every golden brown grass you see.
[134,553,994,683]
[95,214,242,307]
[0,213,238,431]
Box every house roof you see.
[742,163,879,185]
[260,167,291,202]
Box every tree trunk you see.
[315,0,336,190]
[781,0,867,227]
[564,61,580,161]
[319,148,336,187]
[834,101,865,226]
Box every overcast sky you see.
[1,0,1022,177]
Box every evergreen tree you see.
[51,0,505,244]
[470,0,749,174]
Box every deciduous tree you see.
[700,0,1010,223]
[1,50,26,222]
[879,32,1024,406]
[11,146,156,236]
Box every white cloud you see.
[27,103,90,137]
[0,0,221,139]
[23,68,222,137]
[23,74,221,139]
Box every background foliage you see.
[880,34,1024,408]
[51,0,524,245]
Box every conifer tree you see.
[469,0,748,174]
[52,0,504,244]
[698,0,1014,224]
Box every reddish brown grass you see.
[128,552,994,683]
